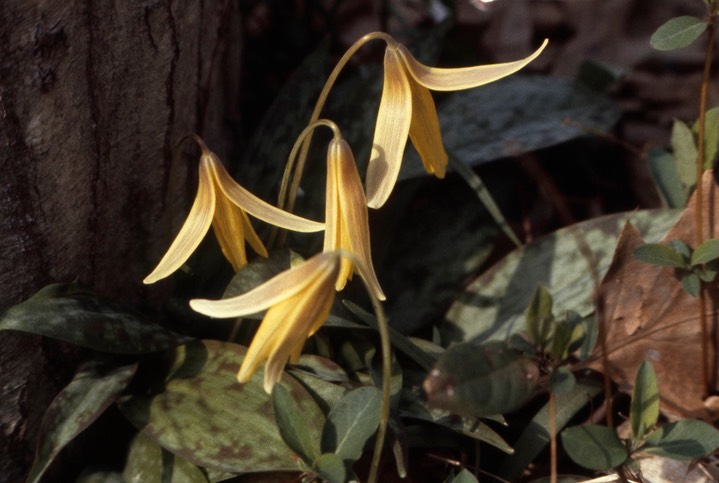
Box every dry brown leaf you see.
[587,170,719,420]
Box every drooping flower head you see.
[190,251,342,393]
[144,137,324,284]
[366,37,549,208]
[324,135,385,301]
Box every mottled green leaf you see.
[119,340,325,473]
[401,76,620,178]
[498,380,602,480]
[650,16,707,51]
[321,387,381,463]
[630,361,659,440]
[272,382,321,466]
[122,432,210,483]
[443,210,680,345]
[315,452,347,483]
[561,425,628,470]
[691,238,719,265]
[28,362,137,483]
[424,341,540,417]
[0,283,190,354]
[647,148,690,208]
[634,243,686,268]
[643,420,719,459]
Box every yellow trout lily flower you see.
[144,141,324,284]
[324,137,386,301]
[190,251,341,393]
[366,38,549,208]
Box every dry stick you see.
[696,17,716,397]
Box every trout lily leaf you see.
[144,141,324,284]
[366,38,549,208]
[190,251,341,393]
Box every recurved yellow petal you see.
[143,161,216,284]
[366,47,413,209]
[211,185,252,271]
[398,38,548,91]
[209,154,325,233]
[408,80,448,178]
[189,251,339,318]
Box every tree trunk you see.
[0,1,241,479]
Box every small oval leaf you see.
[561,425,628,471]
[691,238,719,265]
[630,361,659,440]
[650,16,707,51]
[643,420,719,459]
[315,452,347,483]
[320,386,381,463]
[272,382,321,466]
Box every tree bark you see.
[0,1,241,479]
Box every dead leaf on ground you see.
[588,170,719,420]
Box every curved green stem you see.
[276,32,395,217]
[367,289,391,483]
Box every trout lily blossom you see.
[190,251,342,393]
[324,136,385,301]
[366,38,549,208]
[144,139,324,284]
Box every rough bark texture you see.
[0,1,241,479]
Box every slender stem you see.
[549,392,557,483]
[276,32,395,217]
[696,15,716,396]
[367,287,392,483]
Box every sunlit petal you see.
[189,251,339,318]
[209,153,325,233]
[408,80,448,178]
[398,39,548,91]
[143,161,216,284]
[332,139,386,300]
[366,47,413,209]
[212,187,250,271]
[240,209,269,258]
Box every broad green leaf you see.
[401,75,620,178]
[647,148,690,208]
[670,119,698,186]
[446,468,479,483]
[315,453,347,483]
[424,341,540,417]
[549,367,576,394]
[643,420,719,459]
[119,340,325,473]
[691,238,719,265]
[498,380,602,480]
[525,285,554,347]
[633,243,686,268]
[321,387,381,463]
[443,210,680,345]
[122,432,209,483]
[561,425,628,471]
[630,361,659,440]
[681,271,701,296]
[28,362,137,483]
[0,283,190,354]
[272,383,321,466]
[650,16,707,51]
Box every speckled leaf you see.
[442,209,680,345]
[27,362,138,483]
[321,386,381,463]
[424,341,540,417]
[119,340,325,473]
[122,432,210,483]
[0,283,190,354]
[400,75,620,179]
